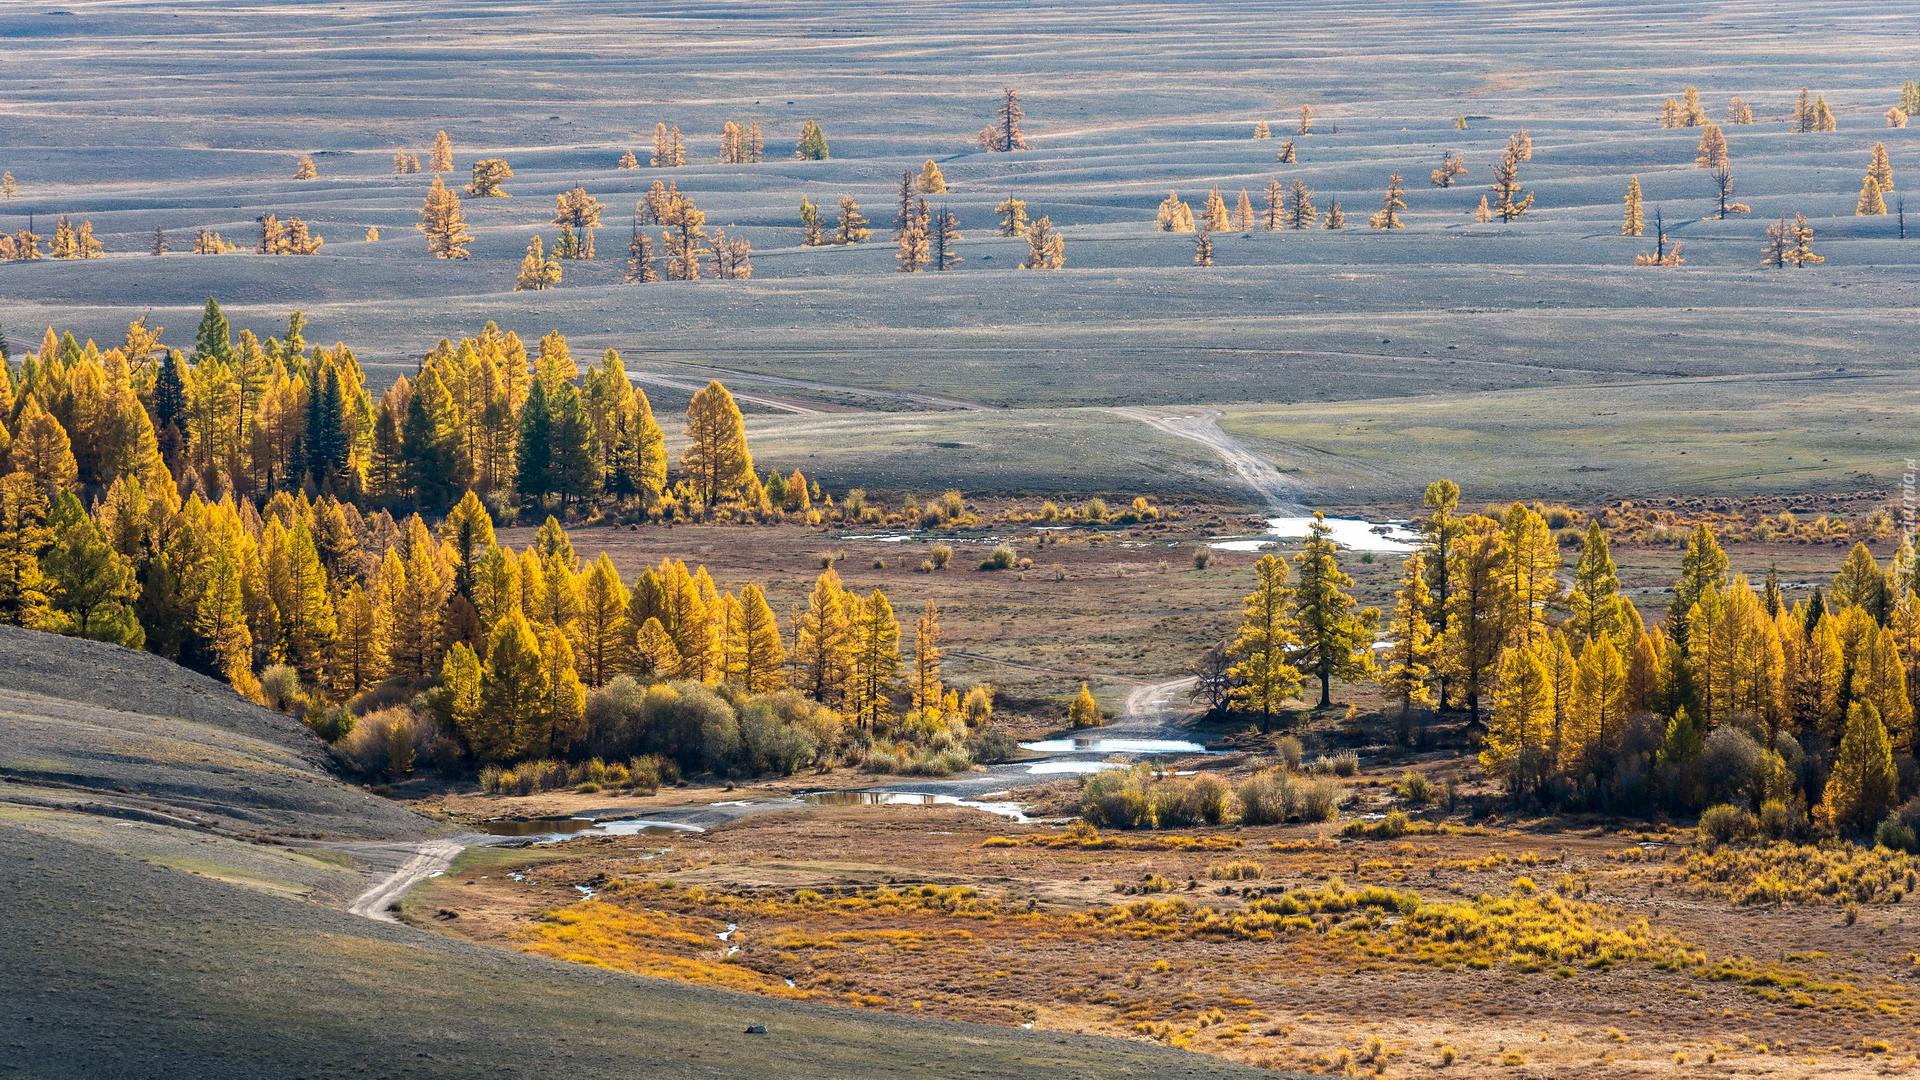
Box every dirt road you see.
[341,837,476,921]
[1110,407,1303,513]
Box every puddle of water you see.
[575,884,596,899]
[480,817,706,844]
[1019,737,1212,754]
[1211,517,1419,554]
[837,533,917,543]
[799,790,1029,823]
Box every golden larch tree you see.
[1368,172,1407,229]
[429,131,453,173]
[1019,216,1064,269]
[417,176,474,258]
[681,381,753,505]
[1227,553,1302,732]
[465,159,512,197]
[1622,176,1644,236]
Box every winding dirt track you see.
[1109,406,1304,513]
[342,837,476,921]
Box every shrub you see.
[870,557,885,569]
[965,728,1020,763]
[1271,735,1304,770]
[978,545,1017,571]
[1235,769,1298,825]
[1301,778,1345,822]
[260,664,305,712]
[1191,547,1211,570]
[331,706,423,777]
[928,543,953,569]
[1209,859,1263,880]
[1698,803,1759,848]
[1313,751,1359,777]
[1397,770,1433,806]
[1877,817,1918,853]
[1082,498,1108,521]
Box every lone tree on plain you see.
[1019,216,1064,269]
[465,159,512,197]
[1681,86,1707,126]
[1368,172,1407,229]
[930,206,962,271]
[1634,207,1683,266]
[1275,139,1297,163]
[1233,189,1255,231]
[1727,97,1754,125]
[978,88,1029,152]
[794,121,829,160]
[1194,230,1214,266]
[1284,179,1315,230]
[1297,104,1314,135]
[1263,177,1284,230]
[551,188,603,259]
[1868,142,1895,194]
[624,212,659,283]
[835,196,871,244]
[995,198,1028,236]
[918,160,947,193]
[618,149,638,169]
[293,155,318,179]
[512,235,561,291]
[659,188,709,279]
[1068,683,1101,728]
[1252,121,1270,139]
[1430,150,1467,187]
[1694,123,1729,168]
[1709,163,1750,218]
[1201,186,1231,232]
[429,131,453,173]
[417,176,474,259]
[1155,192,1195,232]
[1489,131,1535,221]
[1858,176,1887,216]
[799,196,825,246]
[1622,176,1644,236]
[1323,202,1345,228]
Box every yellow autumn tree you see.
[681,381,754,505]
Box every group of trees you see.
[0,217,103,261]
[0,314,1023,777]
[0,304,816,524]
[1341,481,1920,837]
[1202,483,1920,838]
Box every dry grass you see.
[413,804,1920,1076]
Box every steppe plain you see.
[2,0,1917,500]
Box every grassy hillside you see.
[0,824,1282,1079]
